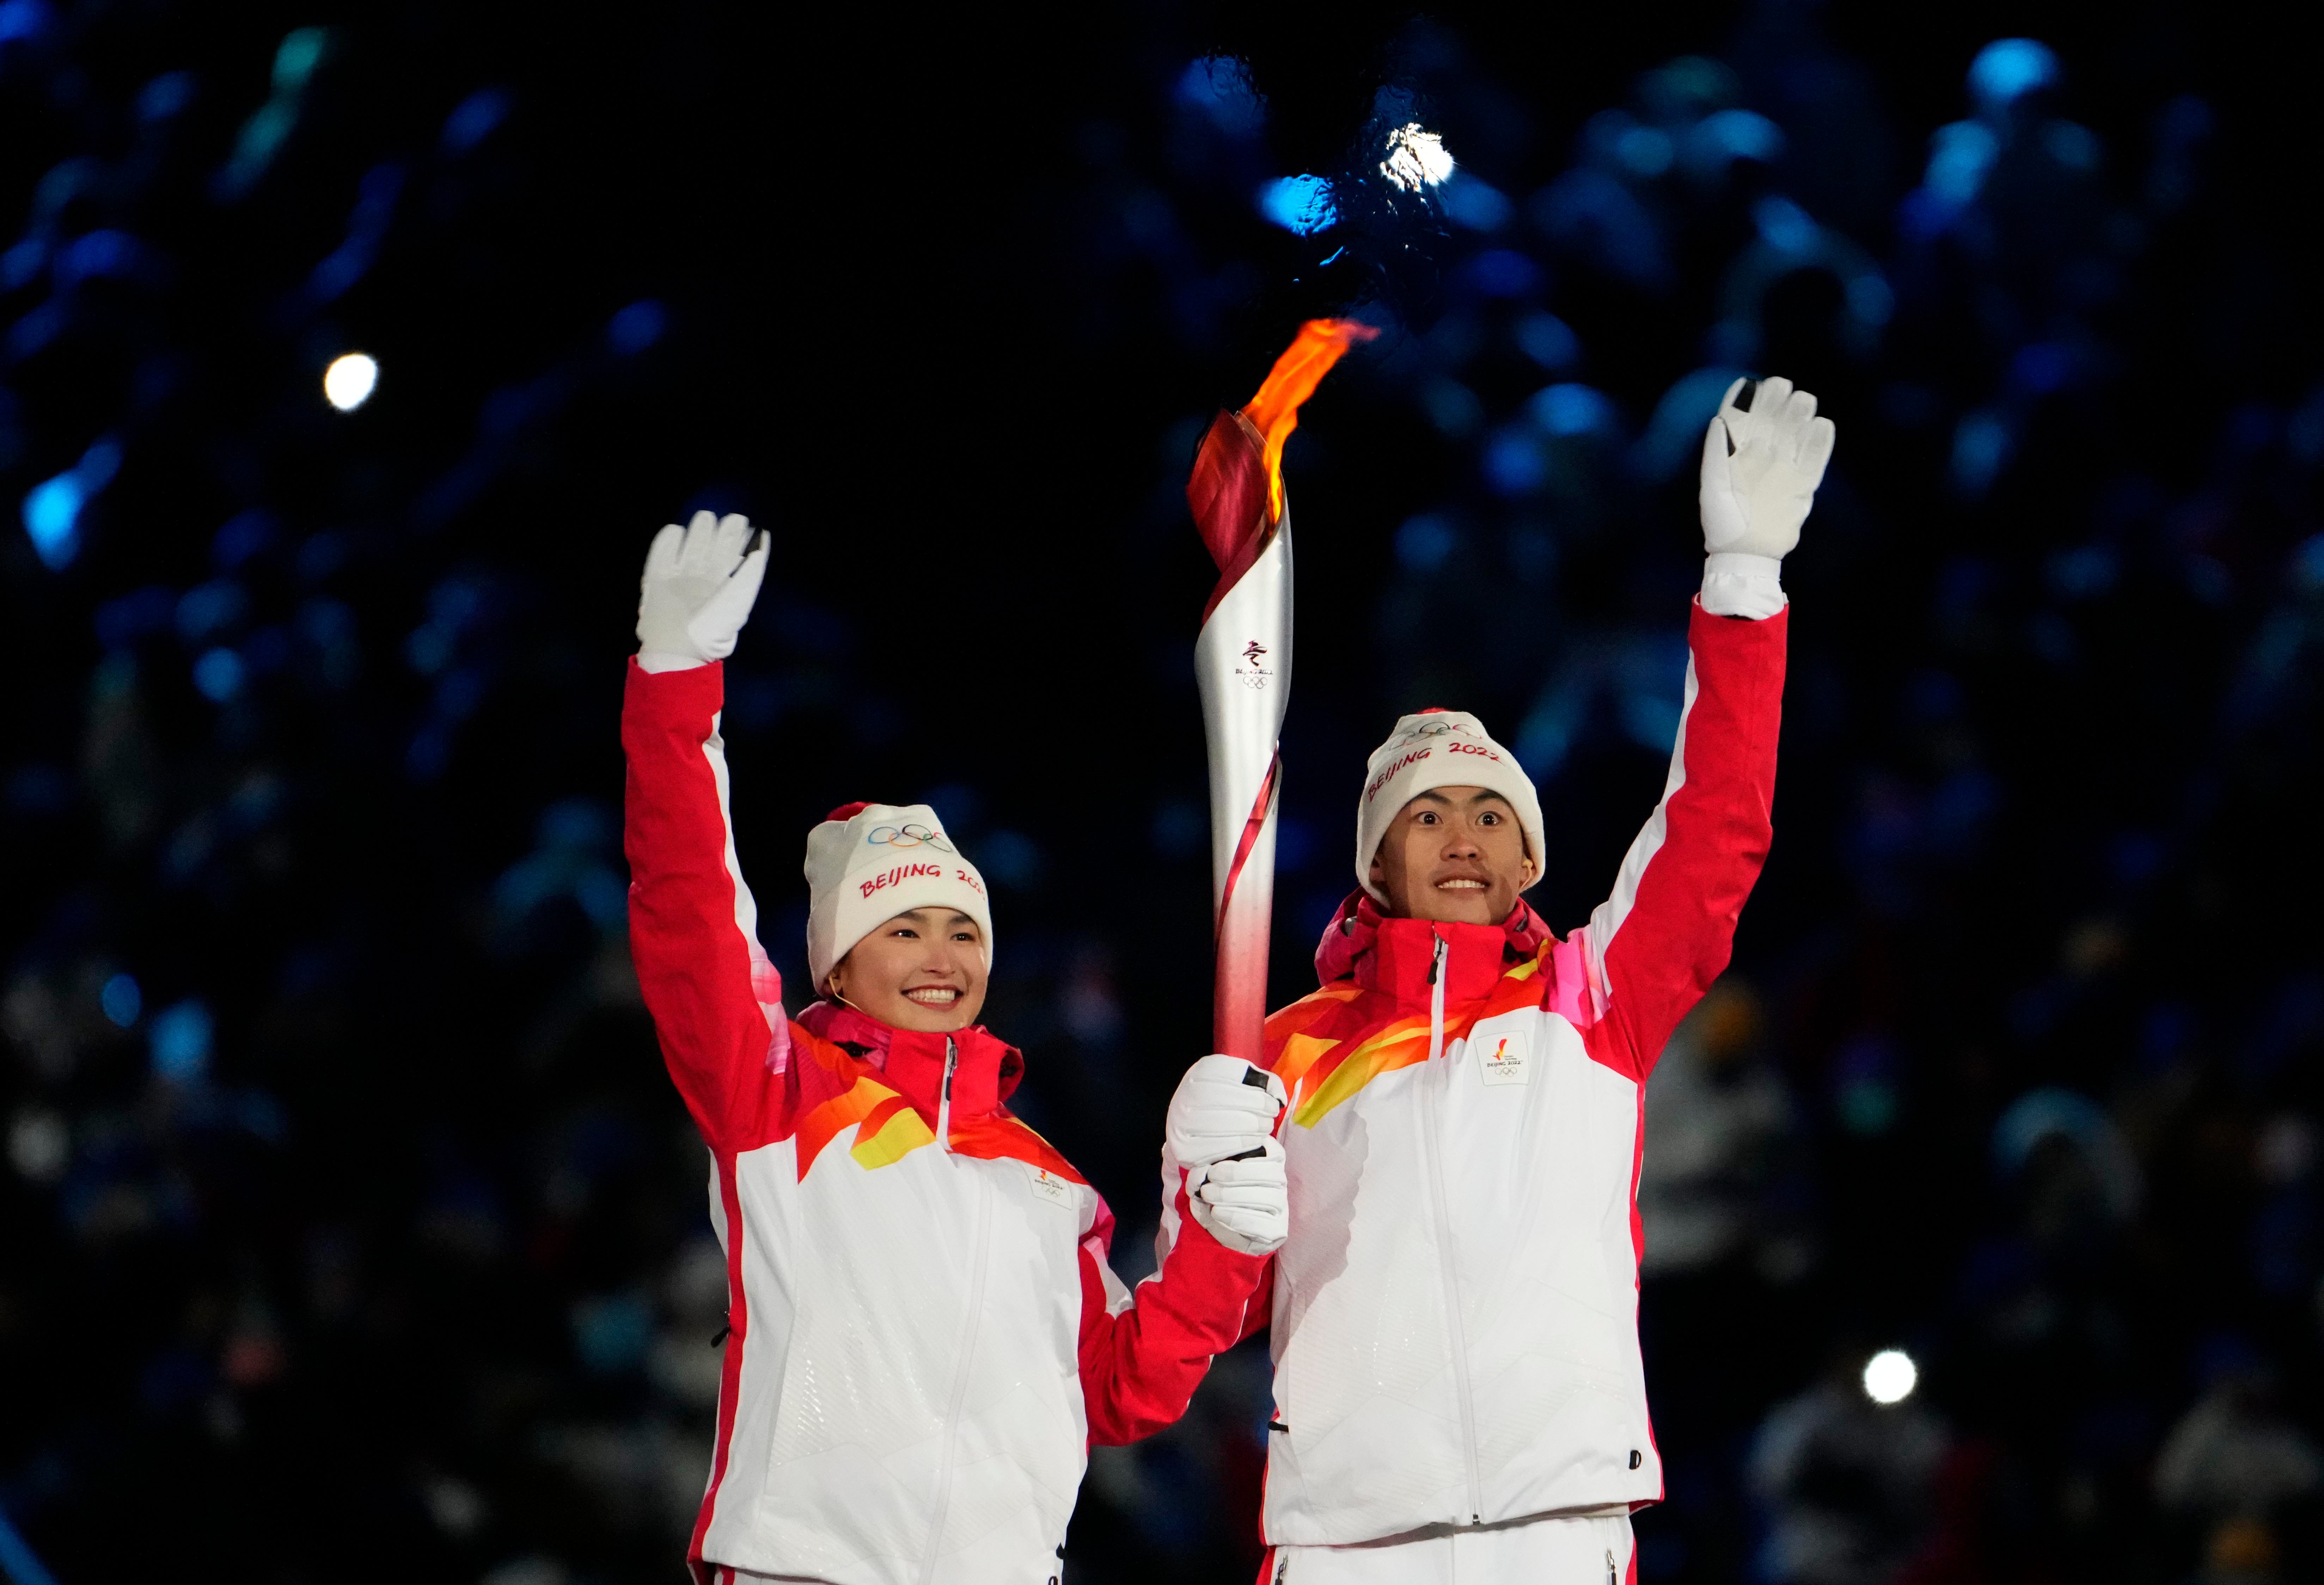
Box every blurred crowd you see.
[5,4,2323,1584]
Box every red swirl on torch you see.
[1187,319,1377,1060]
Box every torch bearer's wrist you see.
[1701,552,1786,619]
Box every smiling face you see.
[827,907,989,1033]
[1368,785,1536,926]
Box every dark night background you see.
[6,2,2324,1581]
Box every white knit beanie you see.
[804,802,993,993]
[1354,709,1546,905]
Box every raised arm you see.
[622,512,785,1149]
[1579,379,1832,1080]
[1078,1056,1287,1444]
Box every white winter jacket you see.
[1246,598,1787,1546]
[624,659,1271,1585]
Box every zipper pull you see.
[1426,933,1445,986]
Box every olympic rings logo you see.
[868,823,955,854]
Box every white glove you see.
[1188,1136,1289,1256]
[1166,1053,1288,1169]
[1697,377,1833,619]
[636,510,770,670]
[1699,375,1835,560]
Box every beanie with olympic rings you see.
[804,802,993,995]
[1353,709,1546,907]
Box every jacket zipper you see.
[1415,933,1485,1523]
[919,1036,989,1585]
[936,1036,957,1151]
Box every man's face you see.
[1369,785,1534,925]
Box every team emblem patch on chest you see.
[1024,1162,1075,1207]
[1478,1033,1530,1086]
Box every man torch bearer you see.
[1186,319,1377,1062]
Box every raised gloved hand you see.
[636,510,770,669]
[1698,375,1836,562]
[1166,1053,1288,1169]
[1187,1137,1288,1257]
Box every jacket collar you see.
[1314,889,1549,1005]
[796,1000,1022,1117]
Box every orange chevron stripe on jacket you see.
[785,1023,1085,1182]
[1265,948,1549,1126]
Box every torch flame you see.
[1242,318,1381,524]
[1187,315,1378,626]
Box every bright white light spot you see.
[324,352,378,411]
[1863,1348,1918,1405]
[1381,123,1454,191]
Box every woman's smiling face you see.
[828,907,989,1032]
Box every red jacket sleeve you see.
[1581,599,1786,1081]
[1076,1177,1272,1445]
[622,658,790,1149]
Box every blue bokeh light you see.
[1751,195,1819,255]
[1483,430,1546,496]
[607,299,667,356]
[136,69,194,122]
[1438,172,1511,232]
[1951,409,2013,496]
[1461,249,1542,299]
[1969,38,2061,113]
[0,0,55,47]
[102,973,142,1028]
[1924,121,1999,206]
[212,510,276,571]
[22,474,84,569]
[193,647,246,702]
[1690,109,1784,172]
[1633,366,1751,484]
[1514,312,1581,374]
[1395,514,1458,573]
[441,86,511,155]
[1528,383,1618,439]
[20,437,121,571]
[0,237,43,291]
[1258,175,1337,236]
[150,1000,214,1084]
[178,580,249,642]
[55,228,147,290]
[1176,57,1264,138]
[980,830,1045,889]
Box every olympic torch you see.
[1187,319,1377,1061]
